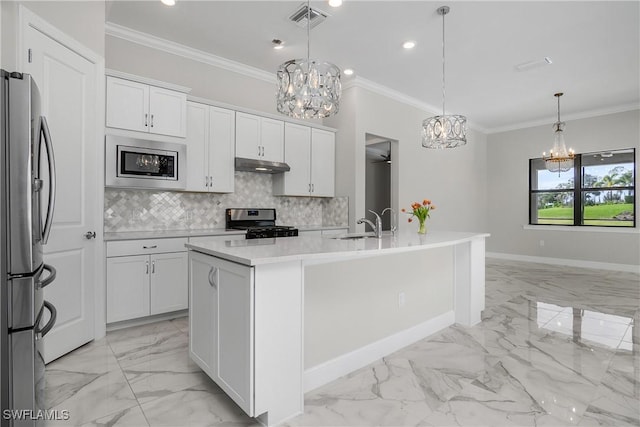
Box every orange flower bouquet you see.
[401,199,435,234]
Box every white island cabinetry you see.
[186,230,487,426]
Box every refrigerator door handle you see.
[37,301,57,337]
[40,116,56,245]
[38,264,57,289]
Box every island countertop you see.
[185,230,490,266]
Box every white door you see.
[23,17,99,362]
[186,102,209,192]
[209,106,235,193]
[150,252,188,315]
[106,77,149,133]
[311,129,335,197]
[149,86,186,137]
[235,112,260,160]
[283,123,311,196]
[260,118,284,163]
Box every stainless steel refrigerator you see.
[0,70,57,426]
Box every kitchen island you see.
[186,230,489,426]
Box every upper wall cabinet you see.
[273,124,335,197]
[235,112,284,163]
[186,102,235,193]
[106,76,187,138]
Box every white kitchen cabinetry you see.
[186,102,235,192]
[235,112,284,163]
[106,238,188,323]
[106,76,187,138]
[189,251,254,415]
[273,125,335,197]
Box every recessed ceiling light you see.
[272,39,284,50]
[343,68,354,76]
[515,57,553,72]
[161,0,175,6]
[328,0,343,7]
[402,41,416,49]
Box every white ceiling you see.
[106,1,640,133]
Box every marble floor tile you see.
[45,258,639,427]
[45,340,138,426]
[79,405,149,427]
[139,380,257,426]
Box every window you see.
[529,148,635,227]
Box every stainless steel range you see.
[225,208,298,239]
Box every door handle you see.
[150,114,154,128]
[37,301,57,337]
[37,264,57,289]
[208,266,218,289]
[40,117,56,245]
[84,231,96,240]
[145,261,149,274]
[151,260,155,274]
[143,245,157,249]
[144,113,148,127]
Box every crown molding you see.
[486,103,640,134]
[105,22,275,84]
[345,76,488,133]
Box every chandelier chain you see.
[307,0,311,64]
[442,8,446,116]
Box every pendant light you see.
[276,0,341,119]
[543,93,575,176]
[422,5,467,149]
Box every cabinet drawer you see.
[107,238,188,257]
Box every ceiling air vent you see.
[289,4,329,29]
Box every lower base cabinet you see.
[106,238,188,323]
[189,251,254,415]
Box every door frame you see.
[18,5,106,340]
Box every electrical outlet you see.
[398,292,406,308]
[539,240,545,247]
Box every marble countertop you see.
[186,230,490,266]
[103,225,348,241]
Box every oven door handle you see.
[38,301,57,337]
[37,264,57,289]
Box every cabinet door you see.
[311,129,336,197]
[209,106,235,193]
[149,86,187,137]
[216,257,254,416]
[189,252,218,379]
[106,255,150,323]
[260,118,284,163]
[235,112,260,159]
[186,102,209,192]
[106,77,149,133]
[274,123,311,196]
[150,252,188,315]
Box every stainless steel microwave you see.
[105,135,186,189]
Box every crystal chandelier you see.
[422,5,467,149]
[543,93,575,176]
[276,0,341,119]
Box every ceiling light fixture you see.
[543,93,575,176]
[160,0,175,6]
[403,41,416,49]
[276,0,341,119]
[422,5,467,149]
[343,68,354,75]
[328,0,343,7]
[272,39,284,50]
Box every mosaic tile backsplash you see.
[104,172,348,232]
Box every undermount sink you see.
[331,233,376,240]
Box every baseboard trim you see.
[486,252,640,274]
[106,309,188,332]
[303,310,455,393]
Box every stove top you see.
[226,208,298,239]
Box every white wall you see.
[1,1,105,69]
[106,35,281,117]
[486,109,640,267]
[327,86,488,234]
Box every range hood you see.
[235,157,290,174]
